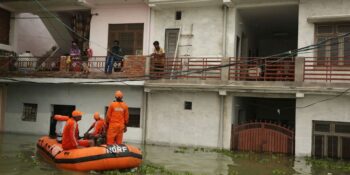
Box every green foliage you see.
[272,169,287,175]
[305,157,350,172]
[102,162,193,175]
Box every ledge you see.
[307,14,350,23]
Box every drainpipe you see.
[222,4,228,58]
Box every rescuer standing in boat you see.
[62,110,90,150]
[106,90,129,145]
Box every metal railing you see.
[229,57,295,81]
[150,57,222,80]
[304,57,350,82]
[0,56,112,73]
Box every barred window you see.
[22,103,37,122]
[315,23,350,65]
[108,23,144,55]
[128,108,141,128]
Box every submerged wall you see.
[146,90,231,148]
[295,95,350,156]
[4,83,143,143]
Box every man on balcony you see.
[105,40,123,74]
[151,41,166,78]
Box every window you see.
[315,23,350,65]
[22,103,38,122]
[0,7,10,45]
[312,121,350,159]
[184,101,192,110]
[175,11,182,20]
[108,24,144,55]
[128,108,140,128]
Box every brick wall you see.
[119,55,146,78]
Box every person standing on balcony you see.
[151,41,165,57]
[106,90,129,145]
[70,41,81,72]
[70,41,81,60]
[105,40,123,74]
[151,41,166,78]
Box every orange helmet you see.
[115,90,123,99]
[72,110,83,117]
[93,112,100,120]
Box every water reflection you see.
[1,133,350,175]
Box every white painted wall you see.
[4,84,143,143]
[152,6,224,57]
[298,0,350,57]
[14,13,57,56]
[295,95,350,156]
[226,8,236,57]
[89,4,150,56]
[146,91,221,147]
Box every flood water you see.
[1,133,350,175]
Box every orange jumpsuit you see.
[90,119,105,137]
[62,118,89,150]
[106,101,129,145]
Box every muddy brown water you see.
[0,133,349,175]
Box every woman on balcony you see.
[70,41,82,72]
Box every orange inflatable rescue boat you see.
[37,136,142,171]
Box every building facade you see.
[1,0,350,158]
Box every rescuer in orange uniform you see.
[62,110,90,150]
[84,112,106,139]
[106,90,129,145]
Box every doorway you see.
[231,97,296,154]
[49,105,75,136]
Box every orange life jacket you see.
[62,118,79,150]
[106,101,129,126]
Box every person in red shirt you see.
[84,112,106,139]
[106,90,129,145]
[62,110,90,150]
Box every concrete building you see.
[1,0,350,159]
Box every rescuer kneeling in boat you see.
[84,112,106,145]
[106,90,129,145]
[62,110,91,150]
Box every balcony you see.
[2,55,350,85]
[149,57,295,82]
[0,55,146,79]
[303,57,350,83]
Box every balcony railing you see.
[5,55,350,84]
[229,57,295,81]
[0,55,146,79]
[150,57,222,79]
[304,57,350,82]
[149,56,296,81]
